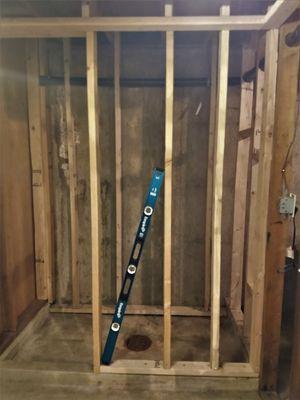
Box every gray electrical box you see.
[279,193,296,217]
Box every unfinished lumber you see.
[100,360,258,378]
[26,39,50,300]
[210,5,230,370]
[230,44,255,312]
[244,60,265,341]
[249,28,279,373]
[245,66,264,291]
[38,39,55,303]
[261,22,300,390]
[204,35,218,311]
[289,269,300,400]
[0,16,266,38]
[86,30,102,373]
[164,1,173,370]
[63,39,80,306]
[264,0,299,29]
[0,40,37,332]
[81,1,90,18]
[114,32,122,297]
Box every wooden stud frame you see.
[163,1,173,370]
[229,43,255,315]
[1,0,299,38]
[86,29,102,373]
[261,21,300,389]
[249,28,279,373]
[10,0,296,379]
[114,32,123,297]
[210,5,230,371]
[204,35,218,312]
[26,39,53,301]
[63,38,80,307]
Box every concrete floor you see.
[1,312,262,400]
[8,313,246,366]
[1,380,262,400]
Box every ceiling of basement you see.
[0,0,273,18]
[0,0,275,47]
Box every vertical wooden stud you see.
[261,22,300,388]
[249,28,279,373]
[163,1,173,370]
[81,0,91,18]
[243,61,265,341]
[204,35,218,311]
[230,44,255,312]
[26,39,50,300]
[86,30,102,373]
[39,39,55,303]
[289,269,300,399]
[210,5,230,370]
[63,39,79,306]
[114,32,122,297]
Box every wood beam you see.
[210,5,230,371]
[39,40,55,303]
[204,35,218,312]
[163,1,173,370]
[249,28,279,373]
[261,21,300,390]
[230,44,255,312]
[86,30,102,374]
[243,34,266,344]
[26,39,50,300]
[114,32,122,298]
[0,16,265,38]
[63,39,80,307]
[289,269,300,399]
[264,0,299,29]
[100,360,258,378]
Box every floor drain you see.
[125,334,152,352]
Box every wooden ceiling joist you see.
[263,0,299,30]
[0,0,297,38]
[0,16,265,38]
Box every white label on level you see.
[117,302,124,318]
[150,187,157,197]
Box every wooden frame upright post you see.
[249,28,279,373]
[243,47,265,341]
[229,43,255,313]
[204,35,218,311]
[63,38,80,306]
[39,39,55,303]
[86,30,102,373]
[210,5,230,370]
[261,22,300,389]
[163,1,174,370]
[26,39,52,301]
[114,32,123,297]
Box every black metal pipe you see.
[39,76,241,88]
[285,25,300,48]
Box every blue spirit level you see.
[101,168,164,365]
